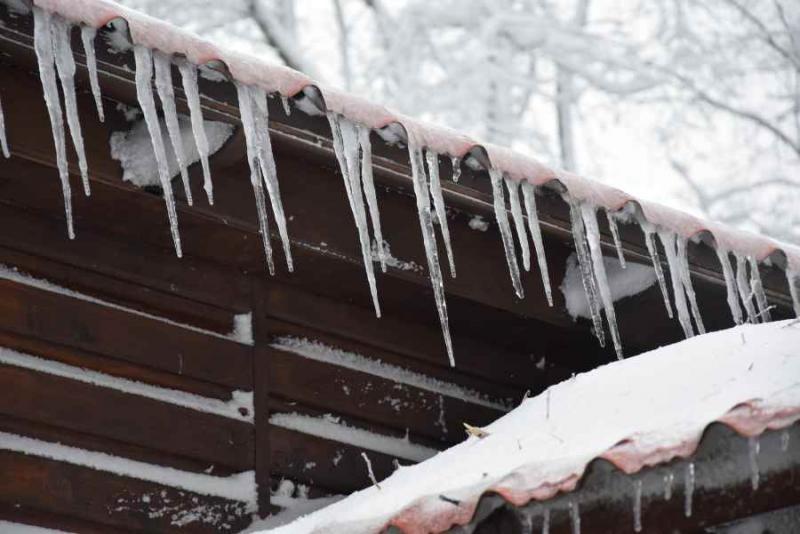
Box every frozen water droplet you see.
[358,125,387,273]
[716,248,743,325]
[676,236,705,334]
[451,156,461,182]
[490,169,524,298]
[570,201,605,347]
[541,508,550,534]
[735,254,758,323]
[684,462,695,518]
[505,178,531,272]
[781,429,791,452]
[521,182,552,306]
[426,150,456,277]
[569,500,580,534]
[0,94,9,158]
[659,231,694,338]
[642,226,673,318]
[80,25,104,122]
[749,257,771,322]
[633,478,643,532]
[748,436,760,491]
[664,471,674,500]
[133,45,182,257]
[33,7,74,239]
[606,211,626,268]
[177,60,214,204]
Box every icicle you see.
[490,169,524,298]
[748,436,760,491]
[0,94,9,158]
[451,156,461,182]
[659,232,694,338]
[519,511,533,534]
[684,462,695,518]
[409,144,454,367]
[359,124,387,273]
[328,112,380,317]
[781,429,791,452]
[643,228,673,318]
[521,182,553,306]
[51,16,90,196]
[632,478,643,533]
[735,254,758,323]
[716,248,743,325]
[153,51,192,206]
[570,202,606,347]
[426,150,456,277]
[177,60,214,204]
[133,46,182,257]
[786,269,800,317]
[251,85,293,271]
[749,257,771,322]
[676,237,705,335]
[33,7,74,239]
[581,203,624,359]
[80,26,104,122]
[569,500,580,534]
[606,211,626,268]
[505,178,531,272]
[664,471,674,500]
[235,82,275,275]
[280,94,291,116]
[541,508,550,534]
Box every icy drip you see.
[716,248,743,325]
[328,112,380,317]
[235,82,275,275]
[133,46,182,257]
[541,508,550,534]
[505,178,531,272]
[426,150,456,277]
[606,211,626,268]
[735,254,758,323]
[676,237,705,335]
[0,94,8,158]
[659,231,694,338]
[581,203,623,359]
[177,60,213,204]
[409,144,454,367]
[569,202,606,347]
[642,228,673,318]
[359,125,387,273]
[684,462,695,518]
[748,257,771,322]
[451,156,461,182]
[748,436,760,491]
[153,51,193,206]
[490,169,524,298]
[632,479,642,532]
[781,429,791,452]
[569,500,580,534]
[280,94,291,116]
[521,182,553,306]
[664,471,674,500]
[79,26,104,122]
[250,85,293,271]
[51,16,90,196]
[33,7,74,239]
[787,269,800,317]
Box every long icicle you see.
[177,60,214,204]
[505,178,531,272]
[251,86,293,271]
[235,82,274,275]
[569,201,606,347]
[643,226,673,318]
[0,94,9,158]
[659,231,694,338]
[749,257,771,322]
[153,51,192,205]
[490,169,524,298]
[735,254,758,323]
[328,113,380,317]
[581,203,624,359]
[521,182,553,306]
[79,25,104,122]
[606,210,626,268]
[33,7,74,239]
[51,16,90,196]
[359,124,387,273]
[133,45,182,257]
[676,237,705,335]
[787,268,800,317]
[426,150,456,277]
[409,144,454,367]
[715,247,743,325]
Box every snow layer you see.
[560,253,657,320]
[268,320,800,534]
[110,114,233,188]
[0,521,68,533]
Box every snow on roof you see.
[25,0,800,275]
[267,320,800,534]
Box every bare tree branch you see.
[249,0,320,79]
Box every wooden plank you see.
[0,280,252,389]
[0,501,134,534]
[252,278,272,517]
[0,364,254,470]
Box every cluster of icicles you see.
[5,6,800,367]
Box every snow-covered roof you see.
[268,320,800,534]
[23,0,800,276]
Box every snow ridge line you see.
[0,346,253,422]
[0,431,256,505]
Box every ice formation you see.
[735,254,759,323]
[569,500,580,534]
[178,60,214,204]
[360,125,387,272]
[541,508,550,534]
[684,462,695,518]
[450,156,461,182]
[79,25,104,122]
[676,237,705,335]
[748,436,760,491]
[426,150,456,277]
[521,182,553,306]
[505,177,531,272]
[632,478,642,532]
[569,202,605,346]
[606,210,626,268]
[642,225,674,319]
[490,169,524,298]
[716,248,743,325]
[664,471,674,500]
[749,257,771,322]
[0,93,8,158]
[659,231,694,338]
